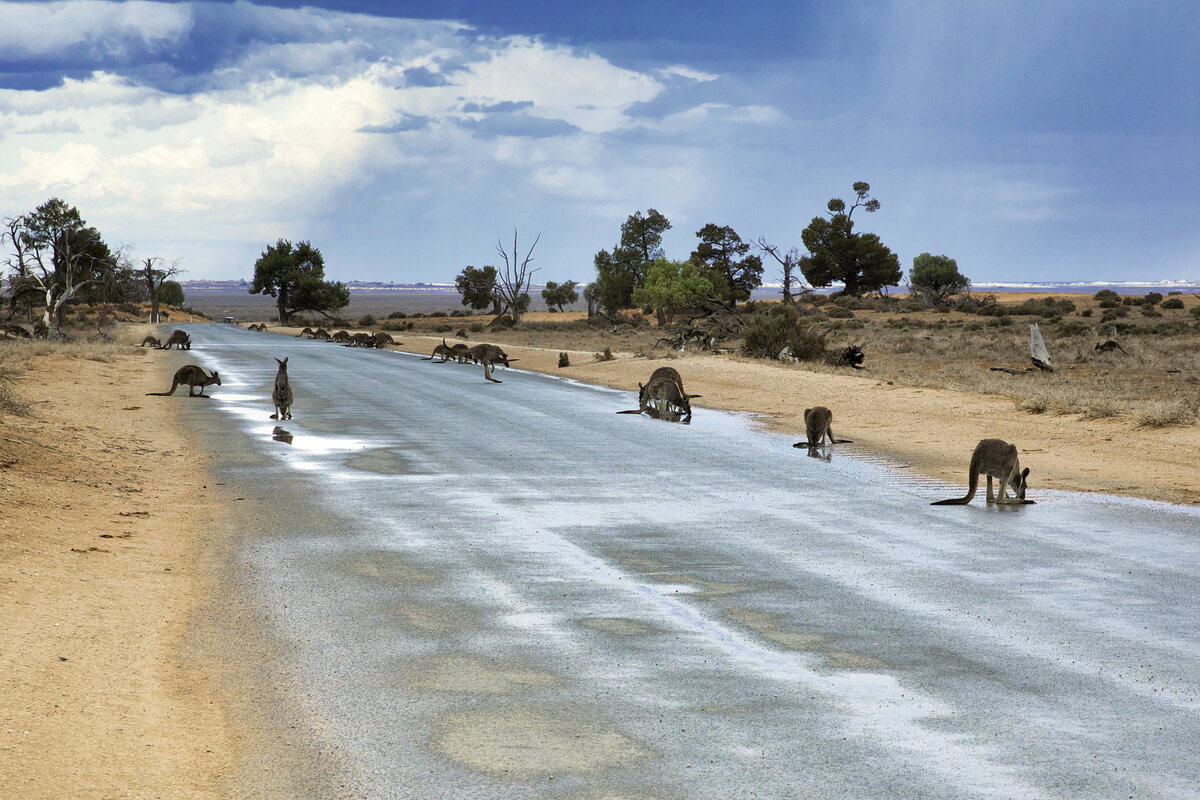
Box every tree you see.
[757,237,809,304]
[455,265,501,313]
[13,199,116,327]
[592,209,672,313]
[582,282,600,317]
[690,223,763,307]
[631,258,715,323]
[158,280,186,307]
[799,182,901,297]
[494,229,539,325]
[541,280,579,312]
[249,238,349,323]
[141,257,184,323]
[908,253,968,306]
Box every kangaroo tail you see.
[616,409,643,414]
[930,497,971,505]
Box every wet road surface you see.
[177,324,1200,799]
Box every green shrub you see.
[825,306,855,319]
[594,347,615,362]
[558,352,570,368]
[1080,308,1093,317]
[386,311,406,319]
[1161,297,1185,310]
[357,314,376,327]
[1144,292,1163,306]
[1056,320,1090,336]
[1093,289,1119,301]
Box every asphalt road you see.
[175,323,1200,800]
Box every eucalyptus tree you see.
[249,238,349,323]
[799,181,901,297]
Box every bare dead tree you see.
[1,215,36,321]
[494,228,540,325]
[757,237,809,304]
[142,256,184,323]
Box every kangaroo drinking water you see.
[271,357,293,420]
[159,329,191,350]
[792,406,852,449]
[620,367,698,421]
[140,335,161,348]
[146,365,221,397]
[931,438,1034,505]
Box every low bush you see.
[357,314,376,327]
[1161,297,1185,310]
[558,352,570,368]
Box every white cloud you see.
[0,1,794,278]
[0,0,193,57]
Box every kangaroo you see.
[636,367,699,420]
[466,343,515,383]
[313,328,332,341]
[298,327,315,338]
[348,332,374,347]
[159,329,191,350]
[792,406,852,449]
[331,330,351,343]
[371,332,396,348]
[271,357,293,420]
[423,338,454,361]
[1,324,32,339]
[619,375,690,421]
[146,365,221,397]
[140,335,161,348]
[931,438,1034,506]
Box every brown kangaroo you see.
[146,365,221,397]
[331,330,351,343]
[313,328,332,341]
[159,329,191,350]
[140,334,161,348]
[465,343,515,382]
[620,369,693,421]
[371,332,396,348]
[931,439,1034,505]
[271,357,293,420]
[348,332,373,347]
[636,367,699,420]
[298,327,315,338]
[792,406,852,449]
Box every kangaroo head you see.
[276,357,288,369]
[212,371,221,385]
[1013,466,1030,499]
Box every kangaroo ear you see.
[1022,467,1030,479]
[638,382,644,391]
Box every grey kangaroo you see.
[636,366,699,420]
[147,365,221,397]
[466,343,515,382]
[271,357,293,420]
[140,335,161,348]
[931,438,1034,505]
[792,406,852,449]
[159,329,191,350]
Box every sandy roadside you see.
[332,328,1199,507]
[0,329,236,799]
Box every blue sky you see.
[1,0,1198,286]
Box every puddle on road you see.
[431,705,651,778]
[726,607,888,671]
[387,601,483,635]
[346,448,418,475]
[338,551,439,585]
[579,617,658,636]
[401,653,564,695]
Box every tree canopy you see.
[455,265,499,312]
[593,209,672,313]
[249,238,349,323]
[908,253,968,305]
[690,223,762,307]
[541,280,578,312]
[631,258,714,322]
[799,182,901,297]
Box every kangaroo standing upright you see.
[271,357,293,420]
[147,365,221,397]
